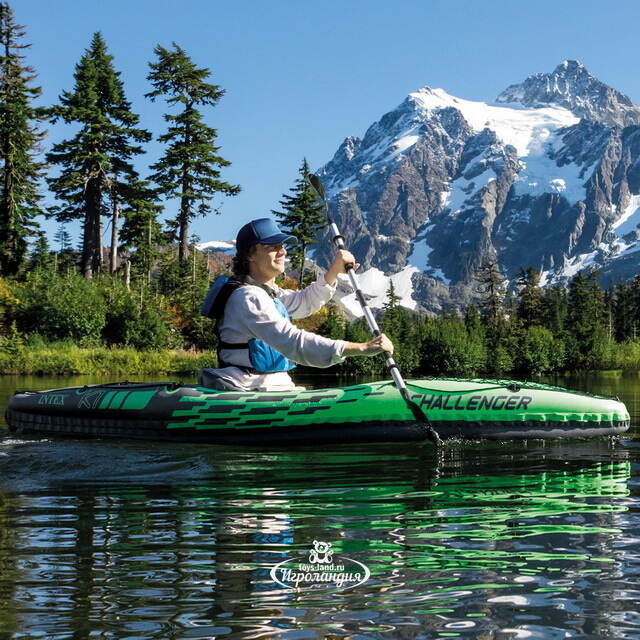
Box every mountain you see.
[197,240,235,254]
[314,60,640,312]
[496,60,640,128]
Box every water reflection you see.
[0,438,637,638]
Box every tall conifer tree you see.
[119,179,164,285]
[272,159,326,286]
[474,258,511,372]
[47,32,150,279]
[146,43,240,264]
[53,223,71,252]
[630,275,640,340]
[0,2,46,276]
[516,267,543,328]
[540,284,567,334]
[29,231,52,270]
[474,258,506,327]
[613,282,632,341]
[566,271,606,366]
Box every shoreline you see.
[0,346,216,376]
[2,345,640,377]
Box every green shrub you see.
[12,272,106,346]
[419,317,486,376]
[514,325,565,376]
[102,284,172,350]
[0,322,24,358]
[600,340,640,370]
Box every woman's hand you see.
[343,333,394,356]
[324,249,359,286]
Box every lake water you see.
[1,372,640,639]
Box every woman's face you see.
[248,242,287,281]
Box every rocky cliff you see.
[314,60,640,313]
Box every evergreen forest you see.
[1,2,639,378]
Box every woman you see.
[199,217,394,391]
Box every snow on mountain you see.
[408,224,450,283]
[545,194,640,285]
[612,195,640,240]
[313,60,640,310]
[199,62,640,316]
[410,87,579,156]
[197,240,236,254]
[323,86,580,202]
[334,266,419,319]
[323,84,584,221]
[496,59,640,128]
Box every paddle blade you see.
[308,173,326,201]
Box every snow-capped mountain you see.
[197,240,236,254]
[314,60,640,312]
[496,60,640,128]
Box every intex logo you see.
[269,541,370,590]
[37,394,65,406]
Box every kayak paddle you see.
[307,172,442,445]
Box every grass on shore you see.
[4,338,640,376]
[0,344,216,376]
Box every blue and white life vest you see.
[200,276,296,373]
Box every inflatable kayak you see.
[5,378,630,445]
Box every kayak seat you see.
[197,368,242,391]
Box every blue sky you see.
[15,0,640,247]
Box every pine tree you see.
[53,223,76,273]
[53,223,71,252]
[272,159,326,286]
[566,271,606,367]
[474,258,513,373]
[316,301,345,340]
[464,303,483,337]
[613,282,633,341]
[0,2,46,276]
[29,231,52,270]
[540,284,568,335]
[474,258,506,327]
[382,279,400,311]
[380,279,404,337]
[47,32,150,280]
[146,43,240,264]
[630,275,640,340]
[516,267,543,328]
[119,179,164,285]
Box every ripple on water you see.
[0,434,638,638]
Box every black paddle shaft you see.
[307,173,441,444]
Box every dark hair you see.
[232,245,257,277]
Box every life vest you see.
[200,276,296,373]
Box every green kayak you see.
[6,377,630,445]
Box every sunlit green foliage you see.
[146,42,240,263]
[272,159,327,287]
[12,271,106,346]
[46,32,150,279]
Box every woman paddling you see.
[199,217,394,391]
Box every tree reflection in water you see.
[0,437,636,638]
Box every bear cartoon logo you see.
[309,540,333,564]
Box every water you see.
[1,372,640,639]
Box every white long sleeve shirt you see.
[214,276,347,390]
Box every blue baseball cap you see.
[236,218,295,252]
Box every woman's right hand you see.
[343,333,394,356]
